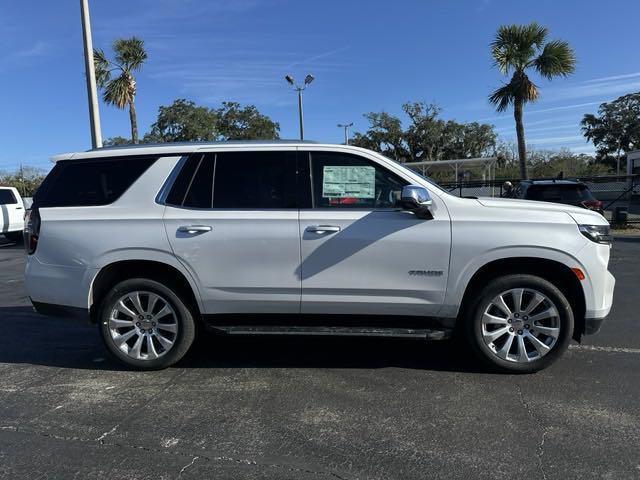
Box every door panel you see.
[164,208,301,314]
[299,209,451,315]
[163,150,301,314]
[299,150,451,316]
[0,189,22,232]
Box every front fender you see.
[441,246,594,318]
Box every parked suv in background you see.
[0,186,25,242]
[518,179,604,215]
[24,142,615,372]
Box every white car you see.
[24,142,615,371]
[0,186,25,242]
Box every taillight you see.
[24,208,40,255]
[581,199,602,211]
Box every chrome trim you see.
[155,155,189,205]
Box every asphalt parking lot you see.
[0,237,639,479]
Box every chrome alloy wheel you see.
[481,288,560,363]
[108,291,179,361]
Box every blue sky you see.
[1,0,639,171]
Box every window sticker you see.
[322,166,375,198]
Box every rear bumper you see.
[25,255,97,310]
[31,300,90,323]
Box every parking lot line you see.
[569,344,640,354]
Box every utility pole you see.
[337,122,353,145]
[80,0,102,148]
[19,163,25,197]
[285,74,314,140]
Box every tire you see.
[98,278,196,370]
[3,231,22,243]
[464,274,573,373]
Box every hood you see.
[476,197,608,226]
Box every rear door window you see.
[212,151,298,209]
[36,156,157,207]
[0,190,17,205]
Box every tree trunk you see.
[513,98,528,180]
[129,100,139,144]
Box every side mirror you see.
[400,185,433,219]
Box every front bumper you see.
[585,270,615,320]
[584,316,606,335]
[582,269,615,336]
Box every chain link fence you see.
[436,175,640,225]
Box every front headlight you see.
[579,224,612,244]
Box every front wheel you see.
[98,278,196,370]
[464,274,573,373]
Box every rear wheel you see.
[98,278,196,370]
[464,274,573,373]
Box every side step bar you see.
[208,325,452,341]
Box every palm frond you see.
[489,73,539,111]
[113,37,147,71]
[490,22,548,72]
[102,73,131,109]
[512,72,539,103]
[533,40,576,79]
[93,48,111,87]
[522,22,548,48]
[489,83,515,112]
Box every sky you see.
[1,0,640,171]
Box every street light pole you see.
[337,122,353,145]
[285,74,314,141]
[80,0,102,148]
[297,88,304,141]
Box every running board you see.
[208,325,452,341]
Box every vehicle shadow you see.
[0,237,24,250]
[0,306,490,374]
[614,235,640,244]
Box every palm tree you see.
[489,23,575,179]
[94,37,147,144]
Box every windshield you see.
[379,154,448,194]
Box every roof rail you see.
[87,139,319,152]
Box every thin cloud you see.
[0,41,50,73]
[527,135,586,145]
[147,43,351,107]
[285,46,350,70]
[14,41,48,58]
[584,72,640,83]
[496,123,578,135]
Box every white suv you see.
[0,186,25,242]
[24,142,615,372]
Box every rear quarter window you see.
[35,156,158,207]
[0,189,17,205]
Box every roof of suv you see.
[51,140,324,162]
[521,179,586,186]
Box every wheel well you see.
[459,257,586,341]
[90,260,200,323]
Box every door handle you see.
[306,225,341,234]
[178,225,212,234]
